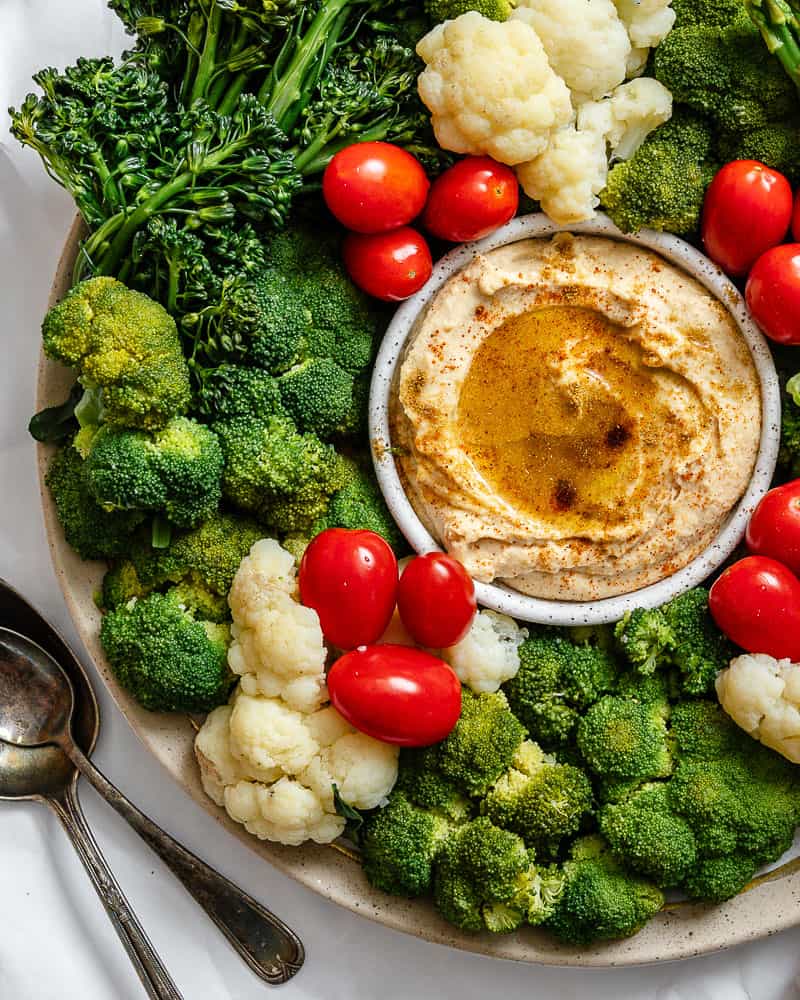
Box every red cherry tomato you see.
[299,528,397,649]
[343,227,432,301]
[701,161,792,278]
[709,556,800,660]
[791,188,800,241]
[746,480,800,576]
[422,156,519,243]
[327,644,462,746]
[397,553,477,648]
[322,142,429,234]
[745,244,800,345]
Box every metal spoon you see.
[0,587,304,987]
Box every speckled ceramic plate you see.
[36,217,800,967]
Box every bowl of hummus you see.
[369,214,781,626]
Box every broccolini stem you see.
[190,3,223,104]
[296,114,397,175]
[746,0,800,89]
[262,0,354,130]
[206,19,251,109]
[88,150,123,212]
[216,70,250,116]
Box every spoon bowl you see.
[0,628,74,748]
[0,580,96,801]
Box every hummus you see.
[392,233,761,601]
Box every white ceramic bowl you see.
[369,213,781,626]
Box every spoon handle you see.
[48,783,183,1000]
[66,741,304,985]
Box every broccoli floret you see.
[503,632,619,749]
[654,19,796,132]
[717,123,800,184]
[432,817,541,933]
[168,580,229,623]
[682,855,758,903]
[669,699,745,759]
[214,414,344,532]
[396,746,473,822]
[100,560,148,610]
[195,364,284,422]
[780,380,800,476]
[483,740,593,854]
[277,358,359,440]
[435,689,526,798]
[545,836,664,945]
[41,277,191,430]
[424,0,514,22]
[672,0,746,26]
[576,694,672,782]
[105,511,263,604]
[83,417,223,529]
[361,791,454,897]
[312,459,404,551]
[600,111,717,235]
[599,782,698,887]
[615,588,732,695]
[100,589,233,712]
[45,443,146,560]
[222,226,380,381]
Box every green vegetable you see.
[434,689,526,798]
[503,631,619,748]
[362,790,455,897]
[11,1,440,338]
[576,694,673,782]
[780,376,800,475]
[311,459,405,551]
[29,383,82,443]
[653,17,797,132]
[745,0,800,94]
[600,110,717,235]
[615,587,733,695]
[717,123,800,184]
[395,747,474,821]
[214,414,344,532]
[545,836,664,945]
[100,511,263,609]
[195,365,284,423]
[45,444,146,560]
[100,588,233,712]
[83,417,223,529]
[483,740,593,855]
[599,782,698,887]
[40,277,191,431]
[432,817,546,933]
[424,0,514,22]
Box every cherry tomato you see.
[709,556,800,660]
[791,188,800,241]
[343,227,432,301]
[327,644,462,746]
[745,244,800,345]
[397,552,477,648]
[422,156,519,243]
[299,528,397,649]
[322,142,429,234]
[702,161,792,278]
[746,480,800,576]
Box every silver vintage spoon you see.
[0,609,304,986]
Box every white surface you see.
[369,214,780,625]
[2,3,800,998]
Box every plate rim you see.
[35,215,800,968]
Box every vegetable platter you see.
[18,0,800,969]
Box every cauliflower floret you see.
[301,732,400,812]
[228,538,297,621]
[626,47,649,78]
[227,539,328,712]
[613,0,675,50]
[441,610,528,693]
[416,12,573,165]
[224,777,346,846]
[195,705,243,807]
[229,691,319,776]
[600,77,672,160]
[512,0,630,104]
[716,654,800,764]
[516,124,609,224]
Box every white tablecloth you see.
[2,3,800,996]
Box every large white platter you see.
[36,217,800,967]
